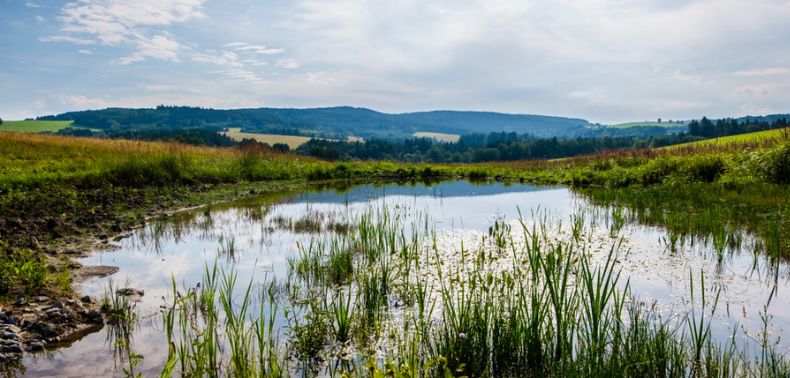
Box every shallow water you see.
[11,181,790,377]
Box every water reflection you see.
[10,180,790,376]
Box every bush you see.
[758,142,790,184]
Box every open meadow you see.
[0,120,76,133]
[0,130,788,376]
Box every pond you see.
[12,181,790,376]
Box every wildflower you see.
[458,332,466,340]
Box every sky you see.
[1,0,789,123]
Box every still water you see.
[14,181,790,377]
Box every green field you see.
[608,121,686,129]
[413,131,461,142]
[0,120,76,133]
[666,127,789,149]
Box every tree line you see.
[687,116,788,138]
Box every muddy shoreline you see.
[0,178,443,364]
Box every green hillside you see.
[0,120,76,133]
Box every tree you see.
[272,143,290,153]
[0,117,3,125]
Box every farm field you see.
[607,121,687,129]
[222,128,314,149]
[413,131,461,142]
[0,120,76,132]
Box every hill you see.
[38,106,590,140]
[665,127,789,149]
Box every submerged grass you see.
[148,206,789,377]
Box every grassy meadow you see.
[0,120,77,133]
[665,127,789,150]
[0,130,789,376]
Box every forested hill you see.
[38,106,590,140]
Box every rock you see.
[4,326,21,334]
[20,317,38,329]
[81,310,103,324]
[0,343,22,353]
[116,288,144,297]
[33,324,57,338]
[35,296,49,303]
[48,301,64,310]
[1,332,20,341]
[25,341,45,352]
[81,295,93,304]
[78,265,119,279]
[13,296,27,306]
[4,316,18,326]
[44,308,61,316]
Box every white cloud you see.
[192,50,242,67]
[39,35,95,45]
[35,15,46,22]
[276,59,299,70]
[223,42,283,55]
[78,49,93,55]
[118,34,183,64]
[215,68,266,84]
[47,0,205,63]
[63,95,107,109]
[25,1,41,8]
[13,0,790,121]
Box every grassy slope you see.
[665,127,789,149]
[0,120,75,132]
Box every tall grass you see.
[146,206,790,377]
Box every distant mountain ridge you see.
[39,106,591,140]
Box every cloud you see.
[39,35,95,45]
[223,42,283,55]
[78,49,93,55]
[47,0,205,63]
[734,67,790,77]
[276,59,299,70]
[25,1,41,8]
[63,95,107,109]
[11,0,790,122]
[215,68,266,83]
[118,34,183,64]
[192,50,242,67]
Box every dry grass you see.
[223,130,315,149]
[413,131,461,142]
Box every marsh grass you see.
[144,205,790,377]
